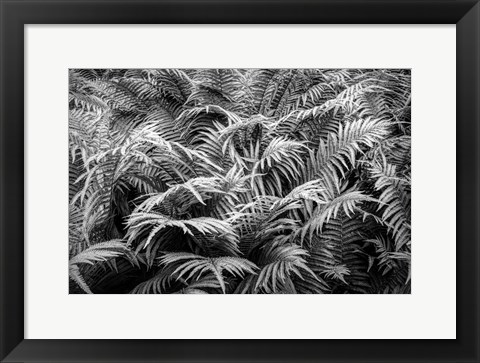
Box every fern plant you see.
[69,68,411,294]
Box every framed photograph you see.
[1,0,479,362]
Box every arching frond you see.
[298,183,377,244]
[69,240,138,294]
[235,242,317,294]
[368,152,411,250]
[126,212,239,251]
[305,214,371,293]
[158,252,258,293]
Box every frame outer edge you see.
[1,1,26,362]
[1,0,479,362]
[457,1,480,361]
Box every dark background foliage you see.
[69,68,411,294]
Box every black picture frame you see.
[1,1,478,362]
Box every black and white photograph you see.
[69,68,411,294]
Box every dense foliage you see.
[69,68,411,294]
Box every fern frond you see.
[126,212,240,253]
[158,252,258,293]
[300,117,389,191]
[368,152,411,250]
[236,242,316,294]
[69,240,137,293]
[298,183,376,244]
[305,214,371,293]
